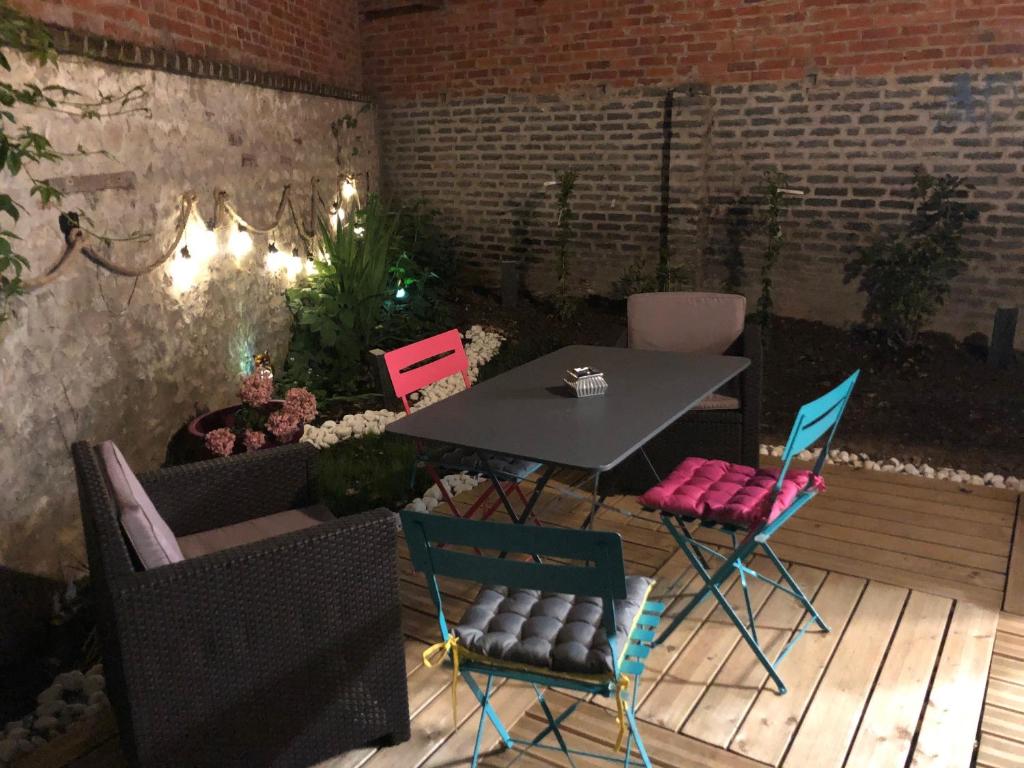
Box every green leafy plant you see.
[755,169,791,327]
[0,2,147,324]
[283,195,401,396]
[612,247,691,299]
[394,198,458,287]
[316,432,427,516]
[844,169,980,347]
[553,169,579,319]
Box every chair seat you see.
[435,447,541,481]
[638,457,824,528]
[454,576,653,677]
[693,392,740,411]
[177,503,334,559]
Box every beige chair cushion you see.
[627,292,746,356]
[98,441,185,569]
[177,503,334,559]
[694,393,740,411]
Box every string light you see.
[228,223,253,259]
[395,286,407,300]
[341,178,357,201]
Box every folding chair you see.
[639,370,859,694]
[401,511,665,768]
[384,329,541,525]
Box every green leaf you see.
[0,195,19,222]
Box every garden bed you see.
[454,291,1023,476]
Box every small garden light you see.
[395,286,407,300]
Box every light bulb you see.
[229,224,253,259]
[395,286,407,300]
[186,223,216,261]
[341,179,357,201]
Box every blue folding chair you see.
[640,371,859,694]
[401,511,665,767]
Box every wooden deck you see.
[23,466,1024,768]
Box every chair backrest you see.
[383,329,471,413]
[776,370,860,490]
[627,292,746,356]
[401,511,628,663]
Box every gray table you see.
[388,344,748,526]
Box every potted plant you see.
[188,371,318,457]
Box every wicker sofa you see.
[72,441,410,768]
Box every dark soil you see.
[455,290,1024,477]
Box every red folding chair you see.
[384,329,541,524]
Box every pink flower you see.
[205,427,237,457]
[242,429,267,452]
[239,372,273,407]
[267,409,301,442]
[283,387,317,424]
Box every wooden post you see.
[988,307,1019,369]
[501,260,519,308]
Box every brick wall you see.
[368,1,1024,340]
[12,0,363,91]
[377,69,1024,338]
[362,0,1024,98]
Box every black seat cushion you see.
[454,576,653,676]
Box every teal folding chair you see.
[639,371,859,694]
[401,511,665,767]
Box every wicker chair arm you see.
[137,443,319,536]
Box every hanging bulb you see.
[341,178,357,201]
[168,243,199,294]
[395,286,407,300]
[229,223,253,259]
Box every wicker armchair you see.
[603,292,762,493]
[72,442,410,768]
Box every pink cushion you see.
[627,292,746,356]
[98,441,184,569]
[638,457,825,528]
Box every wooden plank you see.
[844,591,952,768]
[823,484,1014,527]
[733,535,1004,609]
[988,653,1024,686]
[981,702,1024,743]
[781,581,907,768]
[812,495,1013,545]
[910,601,999,768]
[539,690,772,768]
[681,565,827,748]
[769,528,1005,591]
[420,682,537,768]
[999,611,1024,638]
[977,731,1024,768]
[730,572,866,764]
[776,460,1021,507]
[785,515,1007,574]
[638,566,776,730]
[360,674,503,768]
[986,678,1024,713]
[803,501,1011,556]
[1003,496,1024,615]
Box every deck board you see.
[18,471,1019,768]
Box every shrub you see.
[316,433,427,516]
[612,247,691,299]
[844,170,980,347]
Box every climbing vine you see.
[0,1,147,325]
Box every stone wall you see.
[376,69,1024,339]
[0,50,378,581]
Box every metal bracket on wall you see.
[49,171,137,196]
[360,0,444,20]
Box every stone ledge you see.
[38,24,371,104]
